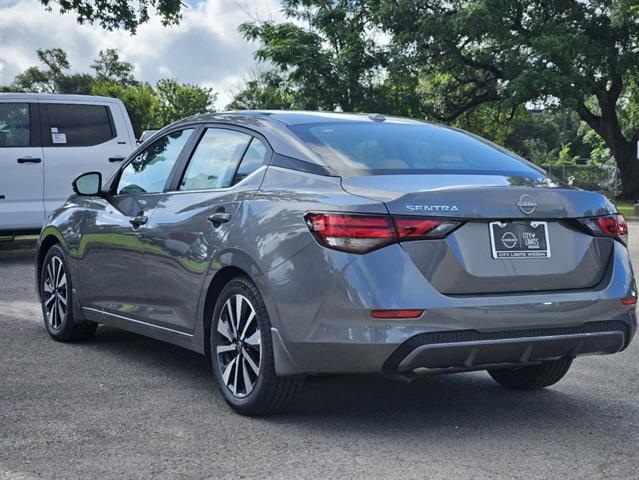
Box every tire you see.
[210,276,304,416]
[488,358,573,390]
[40,244,97,342]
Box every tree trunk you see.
[614,142,639,200]
[577,100,639,200]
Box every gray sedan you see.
[36,111,637,415]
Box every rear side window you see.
[290,122,544,177]
[232,137,268,185]
[180,128,251,191]
[0,103,30,147]
[117,129,194,195]
[45,103,114,147]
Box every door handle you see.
[17,157,42,164]
[129,215,148,227]
[109,156,126,163]
[208,212,232,225]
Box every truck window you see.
[44,103,115,147]
[0,103,30,147]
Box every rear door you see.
[140,127,270,332]
[40,101,132,219]
[0,101,44,232]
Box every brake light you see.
[579,214,628,245]
[305,213,461,254]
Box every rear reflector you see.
[579,214,628,245]
[620,295,637,305]
[371,309,424,319]
[305,212,461,254]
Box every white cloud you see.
[0,0,283,108]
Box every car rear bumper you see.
[274,316,636,375]
[267,239,637,376]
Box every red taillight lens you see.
[620,295,637,306]
[305,213,461,253]
[579,214,628,244]
[305,213,396,253]
[394,217,460,240]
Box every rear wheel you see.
[210,276,304,415]
[488,358,573,390]
[40,244,97,342]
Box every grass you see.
[613,200,635,217]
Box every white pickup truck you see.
[0,93,136,235]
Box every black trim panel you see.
[270,153,335,177]
[383,320,631,371]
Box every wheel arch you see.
[36,228,67,298]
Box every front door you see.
[0,102,44,231]
[140,128,270,332]
[75,128,196,320]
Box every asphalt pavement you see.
[1,231,638,480]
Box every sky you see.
[0,0,284,108]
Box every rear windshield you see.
[289,122,544,177]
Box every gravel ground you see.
[1,230,638,480]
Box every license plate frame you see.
[489,221,551,259]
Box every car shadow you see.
[86,325,626,438]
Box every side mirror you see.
[72,172,102,196]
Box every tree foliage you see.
[38,0,183,33]
[153,79,216,127]
[91,49,138,87]
[238,0,388,111]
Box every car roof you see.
[161,110,445,174]
[174,110,426,127]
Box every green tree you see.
[238,0,388,112]
[91,81,158,137]
[38,0,183,33]
[371,0,639,198]
[153,79,216,127]
[12,48,71,93]
[227,71,294,110]
[91,49,138,87]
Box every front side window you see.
[45,104,114,147]
[180,128,251,191]
[0,103,30,147]
[117,129,194,195]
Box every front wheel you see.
[40,244,97,342]
[210,276,303,416]
[488,358,573,390]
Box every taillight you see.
[579,214,628,245]
[305,213,461,254]
[394,217,460,240]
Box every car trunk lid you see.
[341,174,616,295]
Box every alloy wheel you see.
[43,256,68,330]
[215,294,262,398]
